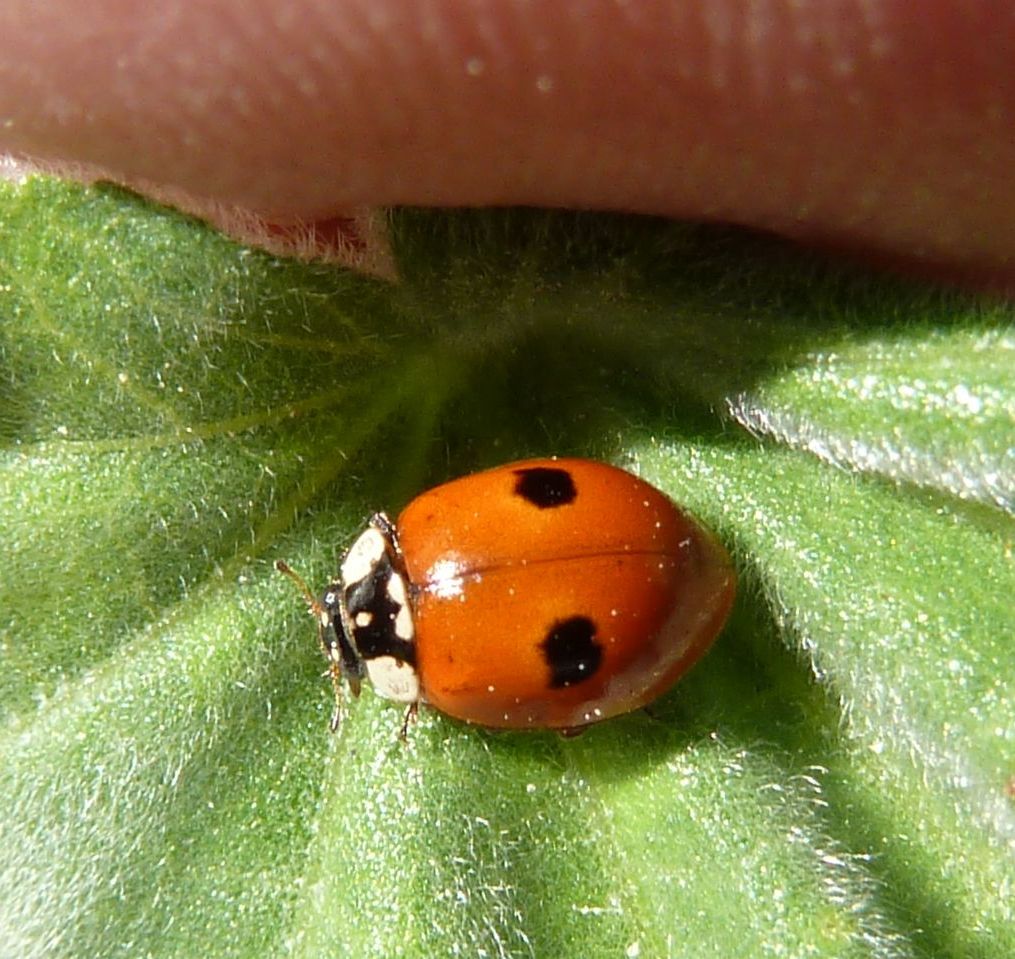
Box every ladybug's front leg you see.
[398,701,420,742]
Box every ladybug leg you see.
[323,618,363,733]
[640,704,665,724]
[327,670,343,733]
[325,650,359,733]
[398,701,419,742]
[556,725,588,739]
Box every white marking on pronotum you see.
[366,656,420,703]
[387,573,415,640]
[354,611,373,628]
[341,527,387,585]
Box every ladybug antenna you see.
[275,559,322,616]
[276,559,346,732]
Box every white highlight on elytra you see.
[366,656,420,704]
[341,527,387,584]
[427,558,468,599]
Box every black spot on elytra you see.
[343,560,416,667]
[513,467,577,509]
[540,616,602,688]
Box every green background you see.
[1,179,1012,958]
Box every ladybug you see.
[278,457,735,734]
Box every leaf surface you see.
[1,182,1012,959]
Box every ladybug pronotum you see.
[278,457,736,734]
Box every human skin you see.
[1,1,1012,292]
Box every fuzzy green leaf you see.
[1,180,1012,959]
